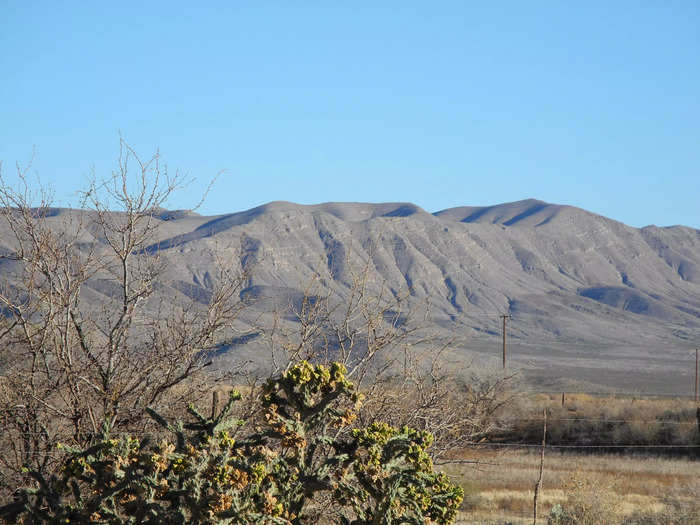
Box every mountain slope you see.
[2,199,699,391]
[146,199,700,343]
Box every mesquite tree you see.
[0,141,247,495]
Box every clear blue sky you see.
[2,2,699,227]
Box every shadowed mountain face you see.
[147,199,700,341]
[3,199,700,392]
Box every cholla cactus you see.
[343,422,462,524]
[1,362,462,525]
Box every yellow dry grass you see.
[444,448,699,524]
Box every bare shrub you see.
[547,473,622,525]
[0,141,247,497]
[358,357,518,461]
[255,253,518,461]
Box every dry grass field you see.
[445,449,699,524]
[443,394,700,524]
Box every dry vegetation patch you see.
[500,393,699,450]
[447,449,699,524]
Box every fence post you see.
[533,408,547,525]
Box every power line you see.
[695,348,698,404]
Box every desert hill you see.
[2,199,699,392]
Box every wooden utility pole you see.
[500,314,511,369]
[695,348,698,404]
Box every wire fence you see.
[523,390,698,398]
[447,385,700,523]
[450,436,700,523]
